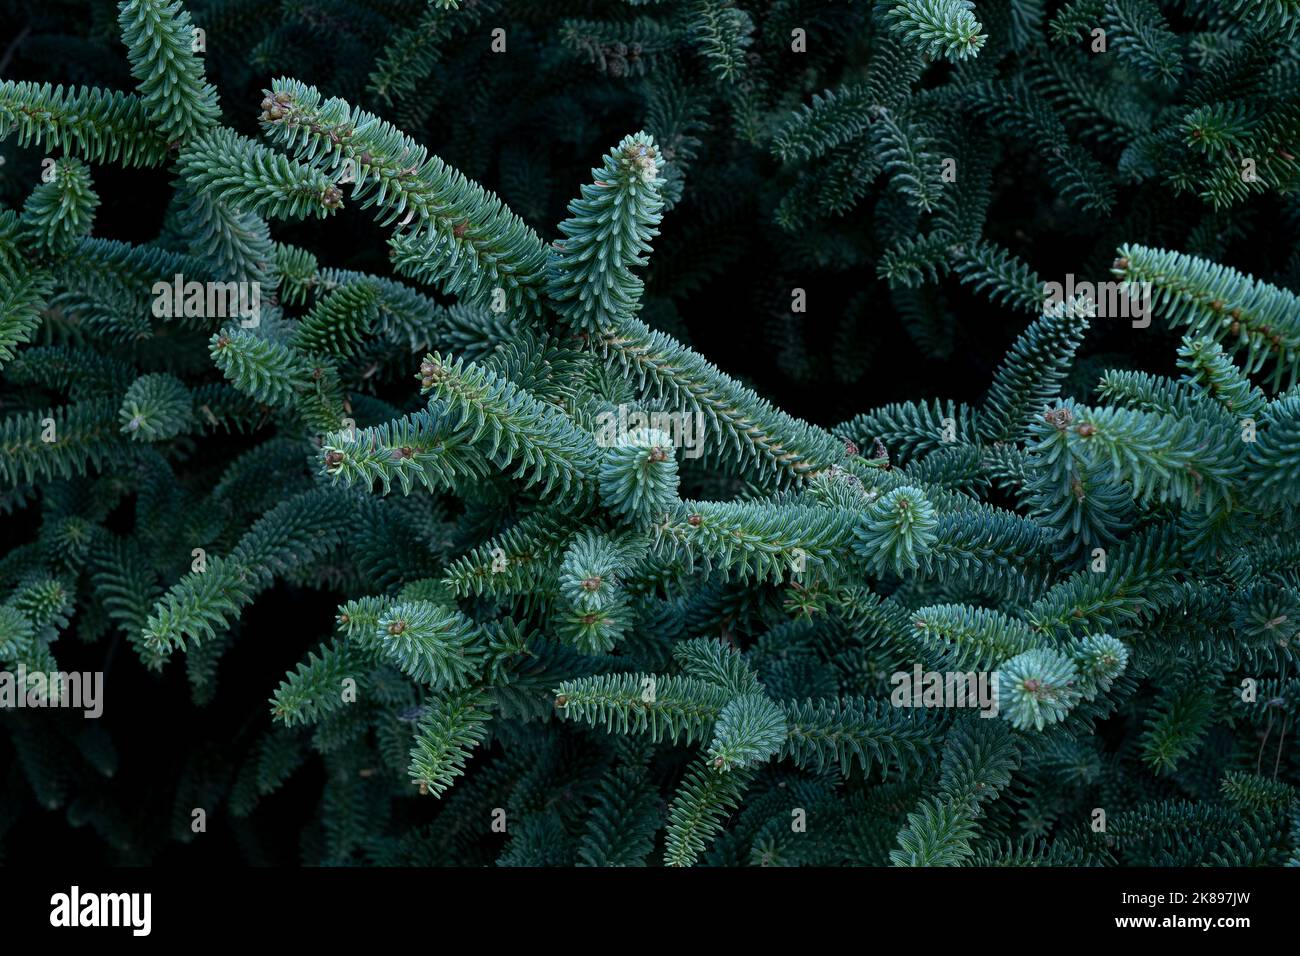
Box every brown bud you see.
[388,620,407,635]
[687,513,702,527]
[1076,423,1096,437]
[1043,406,1073,429]
[581,575,602,592]
[324,450,344,468]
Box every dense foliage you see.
[0,0,1297,866]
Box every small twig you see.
[1274,713,1289,780]
[0,24,31,75]
[1257,706,1274,776]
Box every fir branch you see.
[596,316,846,482]
[880,0,988,62]
[547,132,664,334]
[0,81,171,167]
[259,78,548,314]
[118,0,221,142]
[417,351,600,497]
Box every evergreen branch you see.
[664,758,754,866]
[409,687,493,797]
[689,0,754,82]
[708,693,787,770]
[1067,402,1243,510]
[881,0,988,62]
[780,697,940,775]
[210,328,313,407]
[119,373,191,441]
[0,266,52,369]
[442,510,577,600]
[0,81,171,167]
[20,157,99,254]
[596,316,846,482]
[890,795,979,865]
[654,499,859,583]
[577,762,660,867]
[260,78,548,313]
[320,406,490,497]
[372,602,486,691]
[1247,396,1300,504]
[998,647,1082,730]
[980,304,1090,442]
[952,240,1046,313]
[771,86,878,164]
[673,637,763,696]
[118,0,221,142]
[1177,336,1268,420]
[176,128,342,221]
[555,673,732,746]
[837,398,980,465]
[1114,245,1300,392]
[1102,0,1182,87]
[598,427,682,523]
[1027,522,1184,637]
[0,400,125,487]
[912,603,1040,670]
[270,636,369,727]
[872,109,941,213]
[143,489,351,653]
[418,351,599,497]
[291,281,381,359]
[547,132,664,334]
